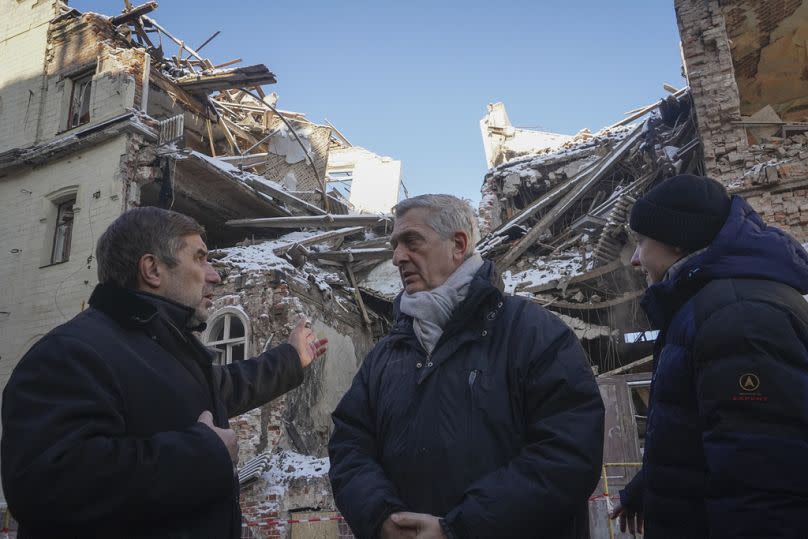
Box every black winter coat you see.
[620,197,808,538]
[1,284,304,538]
[329,261,605,538]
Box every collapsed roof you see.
[476,89,699,374]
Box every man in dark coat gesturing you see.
[328,194,605,539]
[611,175,808,538]
[1,207,328,538]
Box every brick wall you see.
[203,263,374,538]
[675,0,750,183]
[675,0,808,243]
[742,187,808,243]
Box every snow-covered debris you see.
[360,260,403,300]
[502,252,584,295]
[216,231,324,272]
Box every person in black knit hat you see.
[610,174,808,539]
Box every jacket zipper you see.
[468,369,480,443]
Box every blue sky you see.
[71,1,684,205]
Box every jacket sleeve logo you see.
[739,373,760,392]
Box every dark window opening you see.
[67,74,92,129]
[51,199,75,264]
[629,383,651,453]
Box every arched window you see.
[203,308,250,365]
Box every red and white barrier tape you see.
[245,515,344,526]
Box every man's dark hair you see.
[96,207,204,289]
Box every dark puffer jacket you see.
[620,197,808,538]
[1,283,304,538]
[329,261,605,538]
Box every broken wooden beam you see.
[271,227,364,255]
[521,258,626,294]
[239,176,327,216]
[177,65,277,93]
[226,214,392,229]
[312,248,392,263]
[479,158,604,253]
[142,15,209,65]
[599,355,653,377]
[498,123,644,268]
[110,1,157,26]
[195,30,221,53]
[608,86,688,130]
[219,153,269,168]
[213,58,243,69]
[542,290,644,312]
[345,264,372,328]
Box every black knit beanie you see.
[629,174,731,251]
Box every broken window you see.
[67,73,92,129]
[51,199,75,264]
[205,311,249,365]
[628,380,651,453]
[623,330,659,344]
[326,170,353,200]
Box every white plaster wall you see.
[327,146,402,214]
[0,0,59,152]
[0,135,131,417]
[480,102,573,169]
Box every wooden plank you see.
[271,227,364,255]
[313,248,392,262]
[205,119,217,157]
[226,214,391,229]
[345,264,372,328]
[599,355,653,377]
[607,86,688,130]
[213,58,243,69]
[149,70,209,118]
[176,65,277,92]
[217,115,241,154]
[325,119,352,147]
[142,16,208,64]
[220,116,259,147]
[239,177,327,216]
[521,259,625,294]
[539,290,644,312]
[195,31,221,53]
[110,1,157,26]
[498,124,644,268]
[219,153,269,167]
[480,168,588,245]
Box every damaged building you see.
[1,0,808,538]
[478,1,808,536]
[0,1,402,537]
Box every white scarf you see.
[398,253,484,355]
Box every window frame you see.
[50,198,75,265]
[66,71,93,130]
[40,186,80,268]
[202,307,251,366]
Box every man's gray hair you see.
[96,207,205,289]
[394,194,480,255]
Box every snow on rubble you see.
[502,251,585,295]
[215,231,321,272]
[264,449,330,485]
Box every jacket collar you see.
[641,196,808,329]
[88,283,205,332]
[390,259,504,339]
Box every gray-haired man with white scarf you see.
[329,194,604,539]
